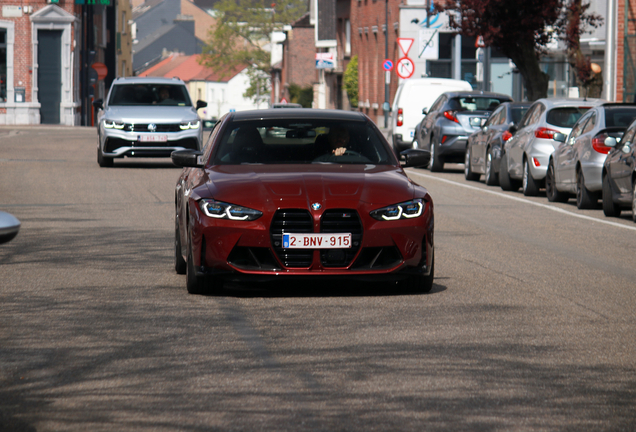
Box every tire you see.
[428,137,444,172]
[484,147,499,186]
[499,153,520,192]
[97,147,113,168]
[174,217,186,275]
[186,246,208,295]
[464,146,480,181]
[602,174,621,217]
[546,160,569,203]
[399,253,434,294]
[522,158,540,196]
[632,178,636,223]
[576,169,598,209]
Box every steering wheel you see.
[341,149,362,157]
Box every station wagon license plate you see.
[139,134,168,142]
[283,233,351,249]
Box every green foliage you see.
[343,55,358,107]
[288,83,313,108]
[200,0,308,103]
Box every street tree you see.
[436,0,601,100]
[200,0,308,104]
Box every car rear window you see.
[448,97,511,112]
[603,107,636,127]
[213,119,395,165]
[108,84,192,106]
[546,107,591,128]
[511,107,529,124]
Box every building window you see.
[121,11,127,34]
[345,19,351,55]
[121,60,126,77]
[0,29,6,102]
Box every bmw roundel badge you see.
[311,203,322,211]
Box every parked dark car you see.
[547,103,636,208]
[413,91,513,172]
[601,117,636,221]
[172,109,435,295]
[464,102,531,185]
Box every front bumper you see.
[188,201,434,282]
[101,128,201,157]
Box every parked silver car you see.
[546,103,636,208]
[499,98,605,196]
[93,77,207,167]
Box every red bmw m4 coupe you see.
[172,109,434,294]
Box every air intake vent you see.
[270,209,313,268]
[320,209,363,267]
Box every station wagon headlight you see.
[180,121,200,130]
[104,120,125,129]
[199,199,262,221]
[370,199,424,221]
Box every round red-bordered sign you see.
[396,57,415,79]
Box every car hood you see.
[200,164,419,211]
[103,105,198,122]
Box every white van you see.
[389,78,473,152]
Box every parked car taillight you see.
[397,108,403,127]
[534,127,560,139]
[502,130,513,141]
[592,133,612,154]
[443,110,459,123]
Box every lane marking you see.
[406,169,636,233]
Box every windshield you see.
[108,84,192,106]
[213,119,396,165]
[449,97,510,112]
[546,107,590,128]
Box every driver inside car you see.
[314,126,350,158]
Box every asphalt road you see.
[0,126,634,431]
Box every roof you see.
[111,76,187,85]
[229,108,369,122]
[139,54,247,82]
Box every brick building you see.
[615,0,636,102]
[350,0,401,125]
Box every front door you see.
[38,30,62,124]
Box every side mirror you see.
[422,107,428,115]
[92,99,103,110]
[508,124,517,135]
[196,100,208,110]
[553,132,567,143]
[604,137,617,148]
[400,149,431,168]
[172,149,204,168]
[0,211,21,244]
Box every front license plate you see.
[283,233,351,249]
[139,134,168,142]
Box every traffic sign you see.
[396,57,415,79]
[382,59,394,71]
[397,38,414,56]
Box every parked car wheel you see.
[464,147,479,181]
[428,137,444,172]
[499,153,520,192]
[576,169,598,209]
[602,174,621,217]
[546,160,569,203]
[522,158,540,196]
[484,147,499,186]
[97,147,113,168]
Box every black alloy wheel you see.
[602,174,621,217]
[546,160,569,203]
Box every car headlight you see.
[370,199,424,221]
[180,121,200,130]
[199,199,262,221]
[104,120,125,129]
